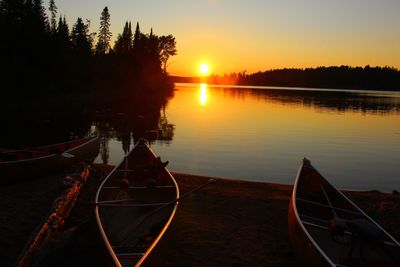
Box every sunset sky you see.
[54,0,400,76]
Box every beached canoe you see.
[0,136,100,184]
[94,138,180,267]
[288,158,400,267]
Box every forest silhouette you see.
[0,0,177,112]
[0,0,178,151]
[175,67,400,92]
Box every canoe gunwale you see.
[300,160,400,247]
[0,135,98,165]
[135,162,180,267]
[94,139,180,267]
[290,157,400,267]
[64,135,99,155]
[0,153,55,165]
[290,157,336,266]
[94,142,129,267]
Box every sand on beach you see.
[147,173,296,267]
[1,164,399,266]
[149,173,400,266]
[0,174,66,266]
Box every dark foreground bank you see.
[1,164,399,266]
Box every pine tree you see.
[56,15,70,49]
[126,22,132,51]
[148,27,160,64]
[95,6,111,55]
[49,0,57,32]
[133,22,141,51]
[71,17,92,56]
[114,21,132,55]
[32,0,49,33]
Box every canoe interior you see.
[293,160,400,267]
[96,140,178,267]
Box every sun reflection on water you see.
[199,83,208,106]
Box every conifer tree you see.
[147,27,160,63]
[126,22,132,51]
[95,6,111,55]
[71,17,92,56]
[32,0,48,33]
[56,15,70,49]
[49,0,57,32]
[114,21,132,55]
[133,22,141,51]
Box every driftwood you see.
[16,165,91,267]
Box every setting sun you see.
[199,64,210,76]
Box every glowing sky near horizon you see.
[53,0,400,76]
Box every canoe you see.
[0,136,100,184]
[94,138,180,267]
[288,158,400,267]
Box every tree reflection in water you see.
[0,85,176,164]
[2,84,399,164]
[219,86,400,115]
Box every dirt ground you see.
[1,164,399,266]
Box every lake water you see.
[96,83,400,192]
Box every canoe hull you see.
[288,158,400,267]
[95,139,179,267]
[0,136,100,184]
[288,193,332,267]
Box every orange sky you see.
[57,0,400,76]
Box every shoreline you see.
[1,164,399,266]
[172,171,399,194]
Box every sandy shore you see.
[152,173,296,266]
[1,164,399,266]
[0,174,66,266]
[153,173,400,266]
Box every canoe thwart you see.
[96,202,170,207]
[296,197,363,216]
[101,185,175,190]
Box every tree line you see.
[175,66,400,91]
[0,0,177,103]
[240,66,400,91]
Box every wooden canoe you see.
[94,138,180,267]
[0,136,100,184]
[288,158,400,267]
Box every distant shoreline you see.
[172,65,400,91]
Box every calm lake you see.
[95,83,400,192]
